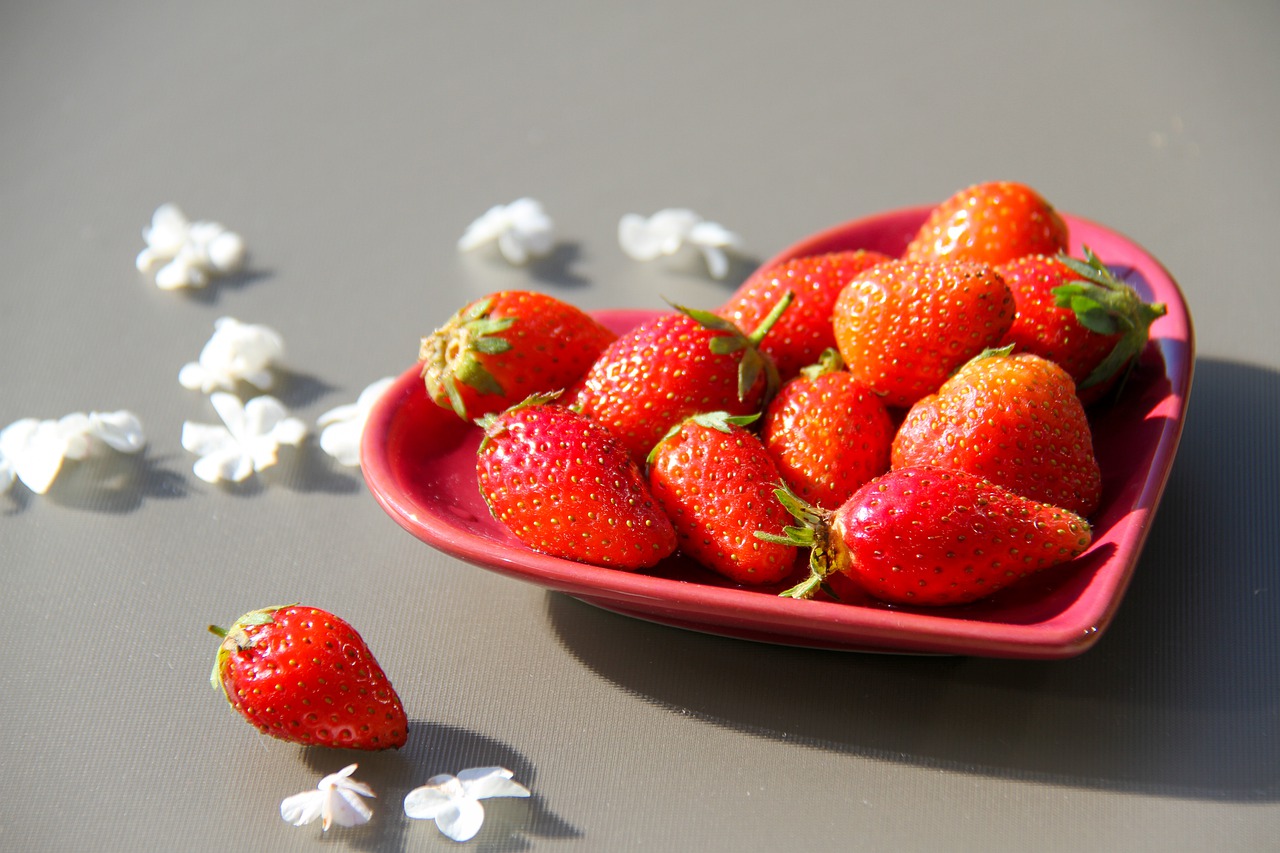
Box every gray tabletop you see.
[4,2,1279,851]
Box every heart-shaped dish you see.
[362,206,1194,658]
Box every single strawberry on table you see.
[647,411,798,585]
[891,346,1102,517]
[998,249,1167,404]
[831,258,1015,408]
[904,180,1069,266]
[419,290,617,421]
[568,293,792,464]
[761,348,893,510]
[477,393,677,569]
[716,249,890,382]
[209,604,407,750]
[763,467,1092,606]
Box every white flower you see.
[404,767,530,842]
[181,393,307,484]
[618,208,743,279]
[136,203,246,290]
[316,377,395,467]
[179,317,285,393]
[280,764,374,832]
[458,198,555,265]
[0,410,146,495]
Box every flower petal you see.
[88,411,146,453]
[458,767,531,800]
[436,799,486,842]
[496,230,531,265]
[318,419,362,467]
[281,789,326,827]
[700,245,730,280]
[192,446,253,484]
[326,787,374,830]
[404,775,464,820]
[211,393,249,437]
[180,422,233,457]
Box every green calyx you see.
[420,297,518,419]
[476,390,562,454]
[1052,247,1168,390]
[799,348,845,381]
[754,485,842,600]
[646,410,761,466]
[208,604,292,693]
[668,290,794,404]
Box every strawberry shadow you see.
[298,722,579,852]
[544,357,1280,802]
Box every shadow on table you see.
[300,722,579,853]
[28,451,189,514]
[547,357,1280,802]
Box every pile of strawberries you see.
[418,181,1167,609]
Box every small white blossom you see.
[618,208,743,279]
[316,377,395,467]
[136,203,246,290]
[280,764,374,832]
[0,410,146,495]
[179,317,285,393]
[404,767,530,842]
[458,198,555,265]
[181,393,306,484]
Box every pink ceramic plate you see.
[362,207,1193,658]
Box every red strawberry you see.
[831,259,1014,408]
[998,249,1168,404]
[766,467,1092,606]
[647,411,798,585]
[568,294,792,463]
[209,604,407,750]
[891,348,1101,517]
[762,349,893,510]
[904,181,1069,266]
[717,250,890,382]
[477,394,677,569]
[420,290,617,420]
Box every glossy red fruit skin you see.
[832,467,1091,606]
[997,255,1121,392]
[832,259,1015,408]
[891,351,1101,517]
[477,401,677,569]
[903,181,1069,266]
[648,417,798,585]
[420,290,617,421]
[717,250,890,382]
[762,368,893,510]
[567,312,774,464]
[213,605,407,750]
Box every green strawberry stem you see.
[1053,248,1168,391]
[670,290,795,403]
[208,605,290,691]
[754,485,842,600]
[799,348,845,381]
[420,297,518,419]
[646,411,761,466]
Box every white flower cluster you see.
[136,203,246,290]
[458,199,745,279]
[282,765,530,842]
[1,411,145,495]
[175,318,391,483]
[618,208,743,279]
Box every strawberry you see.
[647,412,798,585]
[998,249,1168,404]
[420,290,617,421]
[568,294,792,464]
[761,349,893,510]
[209,604,407,750]
[831,259,1014,408]
[477,393,677,569]
[765,467,1092,606]
[717,250,890,382]
[904,181,1069,266]
[891,347,1101,517]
